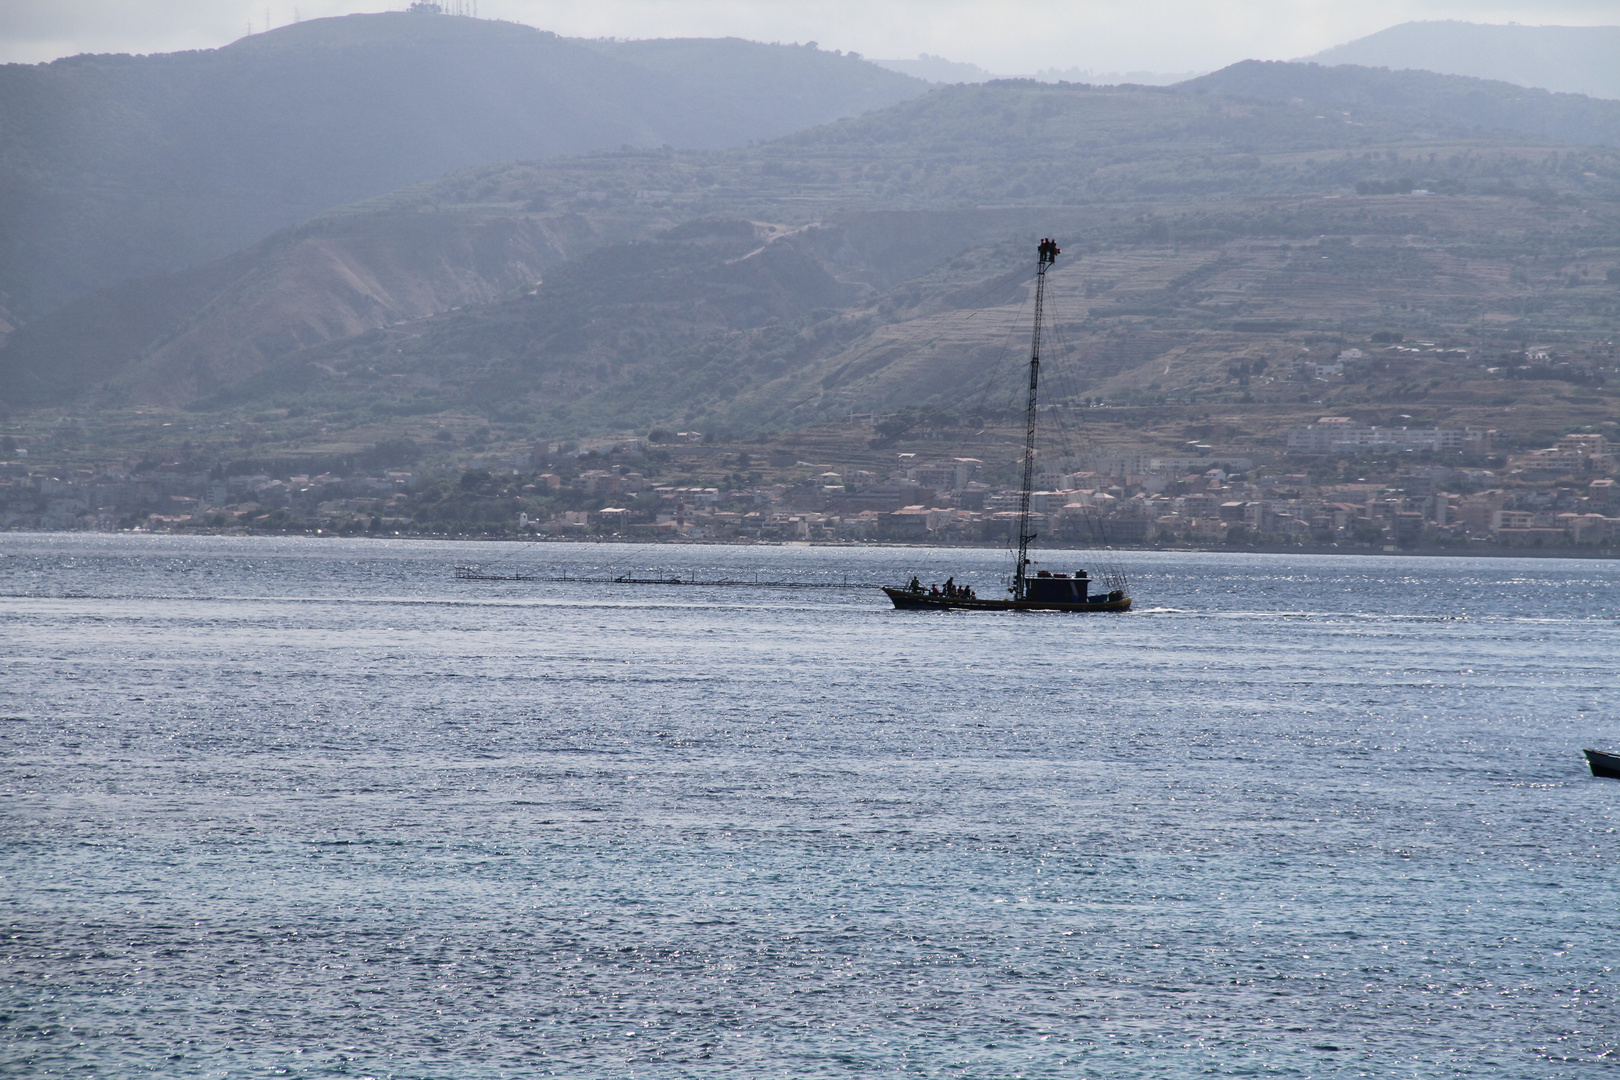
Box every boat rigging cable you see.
[1039,293,1130,593]
[721,254,1047,515]
[1011,238,1053,601]
[877,237,1132,612]
[747,262,1041,441]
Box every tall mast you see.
[1014,238,1059,600]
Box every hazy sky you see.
[2,0,1618,72]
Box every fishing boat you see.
[1584,749,1620,779]
[883,238,1132,614]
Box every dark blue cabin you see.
[1024,570,1089,603]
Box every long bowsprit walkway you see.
[454,566,883,589]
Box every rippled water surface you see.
[3,534,1618,1078]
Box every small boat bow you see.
[1584,748,1620,779]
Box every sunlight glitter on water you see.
[2,535,1617,1077]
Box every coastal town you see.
[4,419,1615,553]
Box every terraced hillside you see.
[3,64,1617,469]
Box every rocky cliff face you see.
[1,207,614,405]
[112,212,576,405]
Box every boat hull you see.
[883,587,1131,613]
[1584,749,1620,779]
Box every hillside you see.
[2,65,1618,464]
[238,196,1616,444]
[1305,21,1620,101]
[0,11,925,324]
[1181,61,1620,150]
[872,55,995,84]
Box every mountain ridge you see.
[1304,21,1620,101]
[0,11,926,323]
[6,61,1616,436]
[1180,60,1620,149]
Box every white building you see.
[1287,417,1490,455]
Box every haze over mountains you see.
[1306,21,1620,101]
[870,55,1199,87]
[1,11,1617,461]
[0,11,925,323]
[1186,61,1620,149]
[881,21,1620,96]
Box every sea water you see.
[2,534,1617,1078]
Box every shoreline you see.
[4,527,1616,560]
